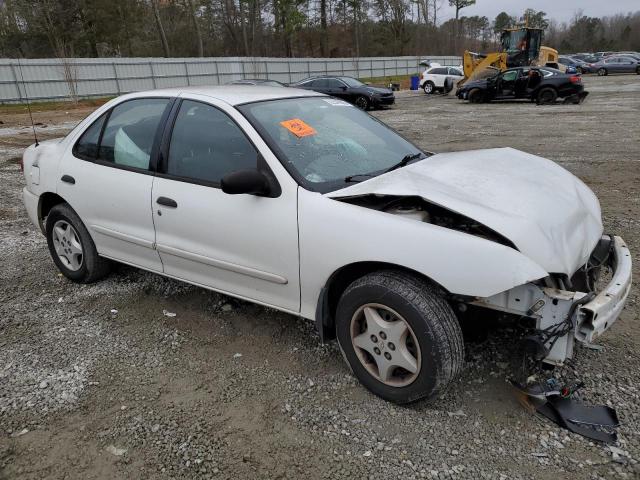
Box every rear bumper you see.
[575,236,632,343]
[22,187,42,233]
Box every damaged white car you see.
[21,87,632,404]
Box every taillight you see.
[570,75,581,83]
[419,73,424,80]
[19,156,24,172]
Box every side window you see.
[73,113,107,159]
[502,70,518,82]
[167,100,257,184]
[431,68,447,75]
[325,79,344,88]
[449,68,463,76]
[98,98,170,169]
[312,79,329,88]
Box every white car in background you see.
[21,86,631,404]
[420,65,465,94]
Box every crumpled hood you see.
[328,148,603,276]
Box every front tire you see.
[468,88,484,103]
[335,270,464,404]
[354,96,370,110]
[46,203,111,283]
[423,81,435,95]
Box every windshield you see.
[341,77,364,87]
[238,97,423,192]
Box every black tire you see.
[536,87,557,105]
[443,77,454,94]
[576,67,583,74]
[597,68,607,76]
[45,203,111,283]
[335,270,464,404]
[423,81,435,95]
[636,66,640,75]
[468,88,484,103]
[354,96,369,110]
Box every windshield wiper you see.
[343,153,425,183]
[383,152,423,174]
[344,173,376,183]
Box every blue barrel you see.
[410,75,420,90]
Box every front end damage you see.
[473,235,632,365]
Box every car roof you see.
[120,85,324,106]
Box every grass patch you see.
[0,97,113,115]
[359,74,414,89]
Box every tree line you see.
[0,1,638,59]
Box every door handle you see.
[61,175,75,184]
[156,196,177,208]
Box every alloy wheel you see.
[52,220,83,271]
[350,303,421,387]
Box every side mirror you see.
[340,85,347,91]
[221,169,271,196]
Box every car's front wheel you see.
[468,88,484,103]
[354,96,370,110]
[336,271,464,404]
[46,203,111,283]
[423,81,435,94]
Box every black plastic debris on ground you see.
[511,380,620,444]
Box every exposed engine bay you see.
[337,194,516,249]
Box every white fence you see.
[0,56,461,103]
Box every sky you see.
[436,0,639,24]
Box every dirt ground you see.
[1,75,639,480]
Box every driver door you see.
[151,94,300,312]
[496,70,518,98]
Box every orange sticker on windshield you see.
[280,118,316,138]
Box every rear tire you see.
[423,81,435,95]
[636,66,640,75]
[536,87,557,105]
[597,68,607,76]
[46,203,111,283]
[335,270,464,404]
[468,88,484,103]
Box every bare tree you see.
[150,0,170,57]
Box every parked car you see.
[456,67,588,104]
[291,76,394,109]
[593,55,640,75]
[559,56,594,74]
[21,86,631,404]
[228,79,287,87]
[419,65,464,94]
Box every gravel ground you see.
[1,74,639,480]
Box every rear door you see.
[151,94,300,311]
[58,97,172,271]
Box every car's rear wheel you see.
[423,81,435,95]
[598,68,607,76]
[636,66,640,75]
[335,270,464,404]
[468,88,484,103]
[46,203,111,283]
[355,95,370,110]
[536,87,557,105]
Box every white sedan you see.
[21,86,631,404]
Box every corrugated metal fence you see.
[0,56,461,103]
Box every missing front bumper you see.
[471,235,632,364]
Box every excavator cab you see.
[460,27,560,86]
[500,28,543,67]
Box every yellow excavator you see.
[460,27,560,85]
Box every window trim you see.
[156,97,281,197]
[71,96,175,177]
